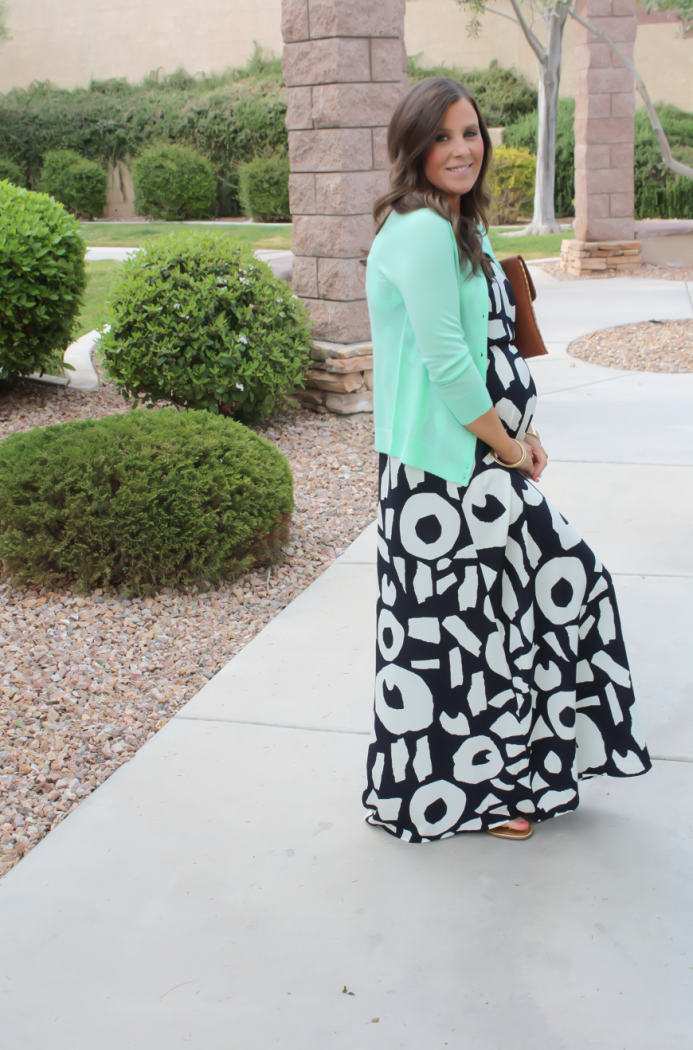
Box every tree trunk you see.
[521,5,568,235]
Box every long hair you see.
[373,77,493,275]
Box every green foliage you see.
[40,148,107,218]
[503,97,576,217]
[633,105,693,219]
[406,57,537,127]
[503,97,693,220]
[0,181,86,385]
[100,234,311,422]
[238,153,290,221]
[641,0,693,34]
[0,408,294,595]
[132,142,216,220]
[0,155,24,185]
[0,50,287,215]
[488,146,536,224]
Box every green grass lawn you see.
[71,223,573,344]
[79,221,570,260]
[79,222,291,251]
[488,228,573,260]
[74,261,123,338]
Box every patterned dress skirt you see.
[363,259,651,842]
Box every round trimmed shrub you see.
[487,146,536,225]
[0,157,25,186]
[40,148,107,218]
[100,234,311,421]
[132,142,216,220]
[0,408,294,594]
[0,180,86,385]
[239,154,290,221]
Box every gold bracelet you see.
[526,425,541,443]
[490,438,526,470]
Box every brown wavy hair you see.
[373,77,493,275]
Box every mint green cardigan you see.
[366,207,499,487]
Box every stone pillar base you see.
[292,339,373,414]
[560,239,642,275]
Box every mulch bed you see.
[0,372,378,879]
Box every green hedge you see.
[238,153,290,221]
[503,97,576,217]
[0,51,287,216]
[100,234,311,422]
[40,148,107,218]
[0,408,293,594]
[132,142,216,220]
[0,156,24,185]
[406,57,537,128]
[633,106,693,220]
[0,180,86,385]
[504,98,693,220]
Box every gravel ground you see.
[536,261,693,283]
[0,373,378,879]
[569,318,693,372]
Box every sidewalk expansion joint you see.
[174,714,369,735]
[549,460,692,469]
[651,755,693,764]
[540,374,641,398]
[611,571,693,579]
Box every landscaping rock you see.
[0,372,379,879]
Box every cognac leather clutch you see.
[499,255,548,360]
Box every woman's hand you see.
[524,434,548,482]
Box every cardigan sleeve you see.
[386,209,493,425]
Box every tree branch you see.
[506,0,547,62]
[483,7,523,25]
[567,5,693,180]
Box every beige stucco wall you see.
[0,0,691,113]
[0,0,284,92]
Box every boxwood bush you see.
[0,408,294,594]
[100,234,311,422]
[0,180,86,385]
[239,153,290,221]
[488,146,536,224]
[40,148,107,218]
[132,142,217,220]
[0,157,25,186]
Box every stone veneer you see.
[560,238,642,274]
[282,0,407,413]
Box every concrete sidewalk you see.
[1,274,692,1048]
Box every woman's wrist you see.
[496,437,521,464]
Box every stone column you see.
[282,0,407,413]
[562,0,642,275]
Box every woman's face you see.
[422,98,485,208]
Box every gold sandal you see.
[486,823,533,841]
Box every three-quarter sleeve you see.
[385,208,492,425]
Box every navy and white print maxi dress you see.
[363,257,651,842]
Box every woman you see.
[362,78,650,842]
